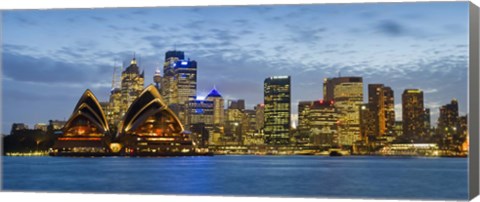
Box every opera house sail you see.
[50,90,111,156]
[119,85,201,156]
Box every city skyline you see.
[2,2,469,134]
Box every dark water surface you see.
[2,156,468,200]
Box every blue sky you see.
[2,2,469,134]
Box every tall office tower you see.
[297,101,314,144]
[359,103,376,143]
[205,86,225,127]
[254,104,265,131]
[120,56,145,119]
[106,63,122,127]
[228,99,245,110]
[383,87,395,134]
[225,99,246,144]
[368,84,386,137]
[323,77,363,146]
[437,99,459,148]
[161,50,185,106]
[306,100,339,147]
[161,50,197,125]
[394,121,403,137]
[438,99,459,130]
[402,89,425,142]
[264,76,291,145]
[423,108,431,136]
[243,109,261,145]
[186,100,214,127]
[457,115,468,148]
[367,84,395,136]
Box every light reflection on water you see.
[2,155,468,200]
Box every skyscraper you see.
[254,104,265,131]
[225,99,245,144]
[306,100,339,147]
[264,76,291,145]
[323,77,363,146]
[402,89,425,141]
[423,108,431,137]
[161,50,197,125]
[106,63,122,127]
[205,86,225,127]
[367,84,395,137]
[383,86,395,134]
[161,50,185,106]
[359,103,376,143]
[298,101,314,138]
[437,99,459,149]
[120,56,145,118]
[186,100,214,127]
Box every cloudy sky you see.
[2,2,469,134]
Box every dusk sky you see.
[2,2,469,134]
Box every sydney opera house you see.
[50,85,204,156]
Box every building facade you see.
[264,76,291,145]
[402,89,425,142]
[161,50,197,125]
[306,100,339,147]
[120,57,145,120]
[323,77,363,146]
[205,87,225,127]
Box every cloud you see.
[284,24,327,44]
[375,20,405,36]
[90,16,107,22]
[15,16,37,26]
[3,52,111,86]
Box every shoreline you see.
[3,152,468,158]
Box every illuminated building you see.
[120,56,145,120]
[297,101,314,144]
[424,108,431,137]
[255,104,265,131]
[10,123,28,135]
[368,84,395,136]
[190,123,209,147]
[359,103,376,144]
[120,85,197,156]
[51,90,111,156]
[383,87,395,134]
[205,86,225,127]
[107,88,122,127]
[48,120,67,131]
[306,100,339,147]
[225,99,246,144]
[264,76,291,145]
[323,77,363,146]
[457,115,468,151]
[34,123,48,132]
[402,89,425,141]
[243,109,263,145]
[105,62,123,127]
[161,50,197,125]
[394,121,403,137]
[186,99,214,127]
[437,99,460,149]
